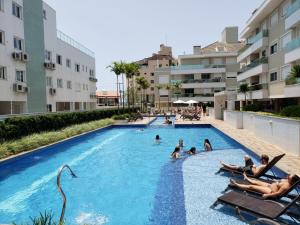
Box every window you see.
[0,0,4,12]
[13,37,23,51]
[46,77,53,87]
[151,73,154,76]
[0,66,7,80]
[89,69,95,76]
[270,11,278,27]
[281,65,291,80]
[270,72,278,82]
[151,87,154,91]
[82,65,85,71]
[16,70,25,82]
[0,30,4,45]
[47,104,52,112]
[12,2,22,19]
[45,50,51,61]
[75,64,80,72]
[159,64,162,67]
[151,80,154,84]
[67,81,72,89]
[43,9,46,19]
[56,54,62,65]
[270,43,278,55]
[75,82,81,92]
[66,59,71,68]
[57,79,63,88]
[201,74,211,80]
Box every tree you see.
[290,65,300,78]
[172,81,182,100]
[239,83,250,107]
[136,77,150,112]
[164,84,173,111]
[155,84,163,110]
[107,61,124,110]
[124,62,140,109]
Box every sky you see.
[43,0,263,91]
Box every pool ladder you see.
[56,165,77,225]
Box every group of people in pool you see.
[221,154,299,198]
[154,135,212,159]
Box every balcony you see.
[284,78,300,98]
[171,93,214,102]
[237,83,268,100]
[169,64,226,75]
[89,77,98,82]
[237,30,268,62]
[285,0,300,30]
[284,37,300,64]
[237,57,268,82]
[171,78,226,89]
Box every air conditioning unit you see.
[12,52,22,61]
[13,83,26,93]
[49,88,56,95]
[21,53,28,62]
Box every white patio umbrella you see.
[186,100,199,104]
[173,100,186,104]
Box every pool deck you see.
[175,115,300,176]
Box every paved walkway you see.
[175,115,300,175]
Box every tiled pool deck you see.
[175,115,300,176]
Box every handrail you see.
[239,57,268,74]
[57,165,78,225]
[170,64,225,71]
[238,30,268,54]
[171,78,225,84]
[285,36,300,53]
[285,0,300,18]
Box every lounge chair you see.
[223,177,300,201]
[216,153,285,179]
[211,191,300,224]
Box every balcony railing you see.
[170,64,225,71]
[238,30,268,54]
[239,57,268,74]
[172,93,215,98]
[171,77,225,84]
[249,83,268,91]
[285,36,300,53]
[57,30,95,58]
[286,0,300,18]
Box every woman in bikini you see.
[230,173,299,198]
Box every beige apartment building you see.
[155,27,244,115]
[133,44,176,106]
[237,0,300,111]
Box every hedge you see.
[280,105,300,118]
[0,108,138,141]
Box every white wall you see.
[224,110,300,156]
[0,0,27,103]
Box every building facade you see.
[155,27,244,113]
[96,90,119,107]
[0,0,97,115]
[134,44,176,107]
[237,0,300,111]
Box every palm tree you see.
[172,81,182,100]
[239,83,250,108]
[165,84,173,112]
[124,62,140,109]
[107,61,123,110]
[155,84,163,110]
[119,61,126,109]
[136,77,149,112]
[290,65,300,78]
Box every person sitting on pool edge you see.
[220,154,269,176]
[185,147,197,155]
[204,139,212,151]
[171,146,180,159]
[230,173,299,199]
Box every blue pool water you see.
[0,120,289,224]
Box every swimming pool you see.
[0,120,290,224]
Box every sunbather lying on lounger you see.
[230,172,299,198]
[220,154,269,176]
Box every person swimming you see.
[178,139,184,150]
[204,139,212,151]
[155,135,161,144]
[171,146,180,159]
[185,147,197,155]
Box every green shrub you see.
[0,108,138,141]
[112,113,130,120]
[13,211,57,225]
[280,105,300,118]
[242,103,263,112]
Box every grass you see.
[0,118,114,160]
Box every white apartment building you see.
[155,27,244,114]
[237,0,300,111]
[0,0,97,115]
